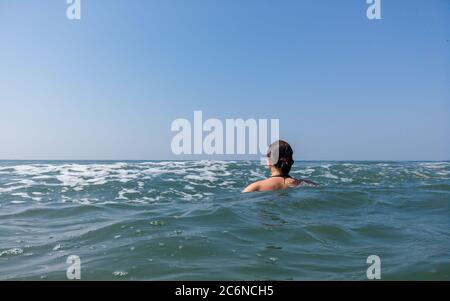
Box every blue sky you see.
[0,0,449,160]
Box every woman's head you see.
[267,140,294,175]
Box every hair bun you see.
[267,140,295,175]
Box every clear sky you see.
[0,0,449,160]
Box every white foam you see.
[184,174,217,182]
[0,248,24,257]
[75,198,93,205]
[112,271,128,277]
[323,172,339,179]
[0,179,36,194]
[11,192,31,198]
[419,162,449,169]
[116,188,140,200]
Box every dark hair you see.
[267,140,294,175]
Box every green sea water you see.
[0,160,449,280]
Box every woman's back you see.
[243,175,316,192]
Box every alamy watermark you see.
[366,0,382,20]
[66,0,81,21]
[66,255,81,280]
[62,253,380,280]
[171,111,280,162]
[366,255,381,279]
[65,1,382,22]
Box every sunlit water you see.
[0,160,449,280]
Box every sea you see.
[0,160,449,280]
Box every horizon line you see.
[0,158,449,162]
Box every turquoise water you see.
[0,160,449,280]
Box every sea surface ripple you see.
[0,160,449,280]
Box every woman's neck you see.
[270,167,286,177]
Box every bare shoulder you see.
[242,180,264,193]
[243,178,283,192]
[243,177,317,193]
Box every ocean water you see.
[0,160,449,280]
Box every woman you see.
[243,140,317,192]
